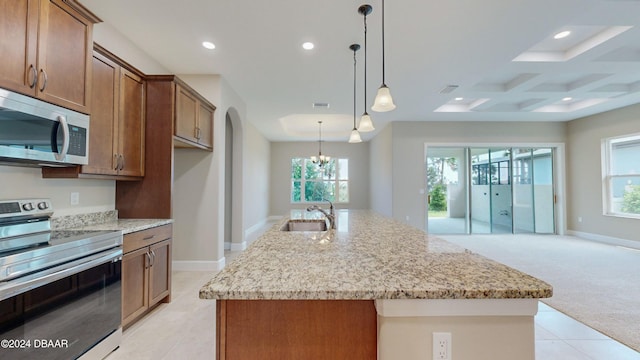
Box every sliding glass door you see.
[426,148,467,234]
[427,146,555,234]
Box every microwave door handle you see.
[54,115,70,161]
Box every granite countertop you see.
[67,218,173,234]
[200,209,552,300]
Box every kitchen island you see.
[200,210,552,359]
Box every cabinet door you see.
[122,247,150,327]
[118,69,145,177]
[148,239,171,306]
[0,0,39,95]
[175,84,198,143]
[197,102,214,149]
[37,0,92,113]
[82,51,119,175]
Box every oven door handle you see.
[0,248,122,302]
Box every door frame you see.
[424,142,566,235]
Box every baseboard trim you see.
[567,230,640,250]
[224,242,231,251]
[230,241,247,251]
[244,218,268,238]
[172,259,226,272]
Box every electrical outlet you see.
[70,192,80,205]
[433,332,451,360]
[578,216,583,223]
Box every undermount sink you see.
[280,220,328,232]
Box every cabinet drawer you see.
[124,224,172,254]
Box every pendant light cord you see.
[363,10,368,114]
[318,121,322,155]
[381,0,386,85]
[353,49,357,128]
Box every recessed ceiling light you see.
[553,31,571,40]
[454,97,463,101]
[302,42,314,50]
[202,41,216,50]
[562,97,572,101]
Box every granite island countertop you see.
[200,209,552,300]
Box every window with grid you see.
[291,158,349,203]
[602,133,640,218]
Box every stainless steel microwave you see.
[0,89,89,167]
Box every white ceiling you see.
[80,0,640,141]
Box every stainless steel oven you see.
[0,199,122,360]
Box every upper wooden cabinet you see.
[174,81,216,151]
[0,0,99,114]
[43,45,145,180]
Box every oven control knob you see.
[22,202,34,211]
[38,202,49,210]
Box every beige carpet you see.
[439,234,640,352]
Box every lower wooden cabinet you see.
[216,300,377,360]
[122,224,172,328]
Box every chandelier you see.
[311,120,330,167]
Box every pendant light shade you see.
[349,128,362,143]
[371,0,396,112]
[372,85,396,112]
[359,113,375,132]
[348,44,362,143]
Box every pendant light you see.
[349,44,362,143]
[311,120,330,167]
[358,4,375,132]
[371,0,396,112]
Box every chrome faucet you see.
[306,200,335,229]
[323,199,335,217]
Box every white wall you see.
[567,103,640,242]
[391,121,567,230]
[243,122,271,231]
[269,141,369,216]
[92,22,169,74]
[0,166,114,216]
[369,124,393,217]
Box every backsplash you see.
[51,210,118,230]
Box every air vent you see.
[312,102,330,109]
[439,85,459,94]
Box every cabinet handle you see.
[119,154,125,170]
[150,250,156,267]
[145,251,151,269]
[39,69,48,92]
[114,154,119,170]
[143,235,155,241]
[28,65,37,88]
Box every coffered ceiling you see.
[80,0,640,141]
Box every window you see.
[291,158,349,203]
[602,133,640,218]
